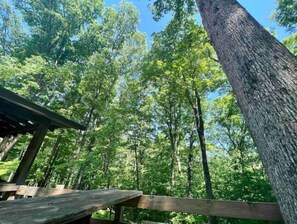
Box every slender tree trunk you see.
[183,80,216,223]
[194,90,217,224]
[39,132,63,187]
[165,99,177,190]
[0,137,10,153]
[168,124,176,189]
[195,0,297,222]
[134,143,140,190]
[187,131,194,198]
[75,134,96,189]
[101,138,112,189]
[176,153,182,174]
[194,90,214,199]
[0,136,19,162]
[73,110,100,190]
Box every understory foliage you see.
[0,0,295,223]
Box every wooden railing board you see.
[119,195,283,222]
[0,189,143,224]
[0,184,79,199]
[0,183,19,192]
[16,185,80,197]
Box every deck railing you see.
[116,195,283,222]
[0,183,284,223]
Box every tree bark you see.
[187,130,194,198]
[195,0,297,223]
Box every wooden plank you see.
[0,184,18,201]
[1,184,77,197]
[0,189,142,224]
[119,195,283,222]
[0,183,19,192]
[16,185,80,197]
[10,125,49,185]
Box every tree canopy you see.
[0,0,296,223]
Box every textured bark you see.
[195,0,297,223]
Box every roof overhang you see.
[0,86,85,137]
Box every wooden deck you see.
[0,184,284,223]
[0,189,142,224]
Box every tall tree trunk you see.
[100,138,111,189]
[166,99,177,190]
[193,90,217,224]
[194,90,214,200]
[168,123,176,189]
[184,85,217,224]
[195,0,297,222]
[39,132,63,187]
[134,143,140,190]
[187,130,194,198]
[75,134,96,189]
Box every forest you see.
[0,0,296,223]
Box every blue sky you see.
[106,0,289,44]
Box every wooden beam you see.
[0,183,19,192]
[16,185,80,197]
[11,125,49,185]
[119,195,283,222]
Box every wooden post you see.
[114,205,124,223]
[11,124,49,185]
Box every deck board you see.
[0,189,142,224]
